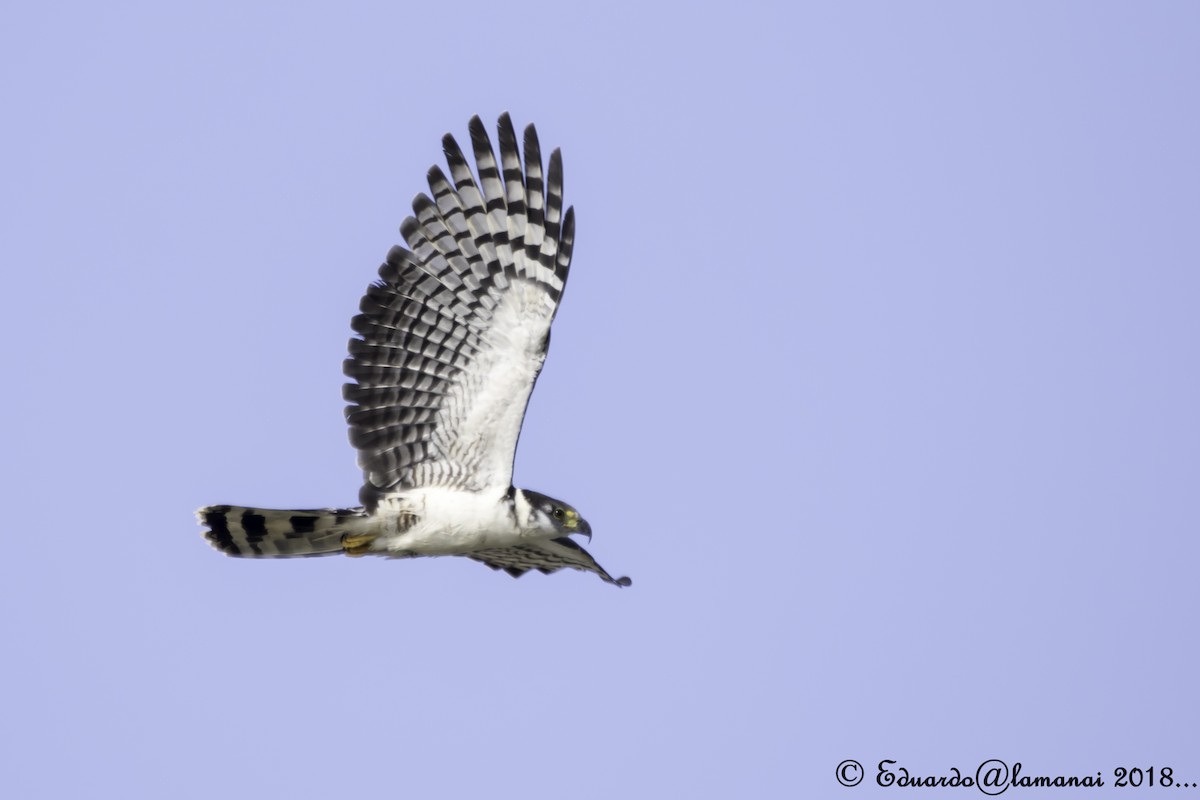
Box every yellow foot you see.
[342,533,378,557]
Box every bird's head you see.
[521,489,592,541]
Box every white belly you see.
[370,487,527,556]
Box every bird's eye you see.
[553,508,565,520]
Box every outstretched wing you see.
[344,114,575,508]
[468,538,632,587]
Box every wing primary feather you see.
[496,113,529,279]
[540,148,566,278]
[557,206,575,290]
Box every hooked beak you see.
[575,517,592,543]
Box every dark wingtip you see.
[615,576,632,588]
[468,115,489,144]
[442,131,467,164]
[523,122,539,151]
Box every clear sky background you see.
[3,2,1198,797]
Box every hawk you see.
[197,114,630,588]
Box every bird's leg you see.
[342,532,379,557]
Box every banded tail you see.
[198,505,373,557]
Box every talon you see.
[342,533,378,557]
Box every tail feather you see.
[198,505,369,557]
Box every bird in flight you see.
[197,114,630,587]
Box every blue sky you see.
[3,2,1199,797]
